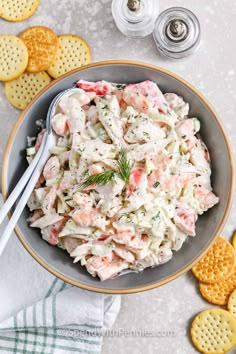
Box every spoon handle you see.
[0,132,48,225]
[0,133,53,255]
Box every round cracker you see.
[19,26,59,73]
[192,237,235,284]
[199,266,236,305]
[191,308,236,354]
[47,34,91,79]
[5,71,51,110]
[228,288,236,318]
[0,35,28,81]
[0,0,39,22]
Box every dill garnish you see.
[79,149,133,189]
[117,149,134,185]
[79,170,115,189]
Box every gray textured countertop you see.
[0,0,236,353]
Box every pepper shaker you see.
[153,7,201,59]
[112,0,159,38]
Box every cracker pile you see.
[192,237,235,284]
[0,26,91,110]
[191,235,236,353]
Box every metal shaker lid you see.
[153,7,201,59]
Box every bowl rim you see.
[2,60,235,294]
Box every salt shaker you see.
[112,0,159,38]
[153,7,201,59]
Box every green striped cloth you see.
[0,195,121,354]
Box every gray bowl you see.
[2,61,234,294]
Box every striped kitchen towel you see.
[0,195,121,354]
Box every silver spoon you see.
[0,87,81,255]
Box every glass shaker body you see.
[112,0,159,39]
[153,7,201,59]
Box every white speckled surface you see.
[0,0,236,353]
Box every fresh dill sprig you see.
[117,149,134,185]
[79,170,115,190]
[79,149,133,190]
